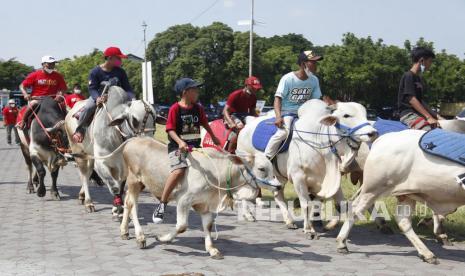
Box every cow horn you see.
[45,120,65,133]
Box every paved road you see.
[1,127,465,276]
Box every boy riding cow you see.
[72,46,134,143]
[265,50,323,160]
[398,47,443,130]
[222,76,262,152]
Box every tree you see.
[0,59,34,90]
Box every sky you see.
[1,0,464,67]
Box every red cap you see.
[103,47,128,58]
[245,76,262,90]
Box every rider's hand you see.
[228,121,237,129]
[212,136,221,146]
[236,122,244,130]
[427,117,438,127]
[179,141,189,152]
[96,95,107,105]
[274,117,284,128]
[23,94,31,101]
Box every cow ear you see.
[320,115,338,126]
[232,151,254,165]
[109,113,128,126]
[228,154,244,165]
[326,104,337,113]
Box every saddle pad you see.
[16,106,27,125]
[419,128,465,166]
[373,118,408,136]
[202,119,234,151]
[252,117,294,153]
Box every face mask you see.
[9,104,15,107]
[420,63,426,73]
[44,68,54,74]
[74,89,81,94]
[113,59,122,67]
[304,66,312,77]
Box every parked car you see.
[259,106,274,116]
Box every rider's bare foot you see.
[72,132,84,143]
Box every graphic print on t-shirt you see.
[289,87,312,103]
[180,114,201,140]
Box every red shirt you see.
[22,70,67,97]
[2,106,19,125]
[226,89,257,114]
[166,102,208,132]
[65,93,85,108]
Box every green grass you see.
[154,124,168,144]
[153,125,465,242]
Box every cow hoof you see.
[121,233,129,240]
[242,213,256,222]
[337,246,349,254]
[85,204,95,213]
[51,192,61,201]
[420,255,439,265]
[27,188,34,194]
[116,205,124,215]
[137,239,146,249]
[210,251,224,260]
[379,225,394,235]
[286,223,298,230]
[305,232,319,240]
[37,186,46,197]
[437,237,453,246]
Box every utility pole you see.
[142,21,148,99]
[249,0,254,77]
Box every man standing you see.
[19,55,67,129]
[65,83,85,109]
[264,50,323,160]
[398,47,440,130]
[72,46,134,143]
[2,99,20,145]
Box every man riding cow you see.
[264,50,323,160]
[19,55,67,129]
[72,46,134,143]
[222,76,262,152]
[398,47,444,130]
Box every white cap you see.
[41,55,58,64]
[8,99,15,104]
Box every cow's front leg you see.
[433,213,452,246]
[157,196,190,243]
[31,156,46,197]
[293,180,318,239]
[201,212,223,259]
[76,159,95,212]
[274,186,297,229]
[50,167,60,200]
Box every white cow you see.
[336,129,465,264]
[95,137,281,259]
[65,85,156,216]
[347,119,465,240]
[237,99,378,237]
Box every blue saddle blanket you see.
[373,118,408,136]
[419,128,465,166]
[252,117,295,152]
